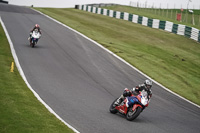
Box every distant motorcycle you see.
[29,29,41,48]
[109,90,150,121]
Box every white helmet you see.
[144,79,152,89]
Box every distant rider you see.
[115,79,153,107]
[28,24,41,43]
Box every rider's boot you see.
[29,33,32,44]
[114,95,124,105]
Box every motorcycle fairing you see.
[115,96,145,115]
[31,37,38,43]
[115,99,128,114]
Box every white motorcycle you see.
[29,29,41,48]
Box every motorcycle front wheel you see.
[126,107,142,121]
[109,98,118,114]
[31,42,35,48]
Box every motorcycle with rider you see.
[109,79,153,121]
[28,24,41,48]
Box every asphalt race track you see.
[0,4,200,133]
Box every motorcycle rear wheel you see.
[126,107,142,121]
[109,98,118,114]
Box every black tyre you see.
[126,107,142,121]
[32,42,35,48]
[109,98,118,114]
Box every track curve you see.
[1,4,200,133]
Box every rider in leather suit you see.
[115,79,153,106]
[29,24,41,43]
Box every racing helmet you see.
[35,24,40,28]
[144,79,152,89]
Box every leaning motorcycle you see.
[109,90,150,121]
[29,29,41,48]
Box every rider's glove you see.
[123,89,131,97]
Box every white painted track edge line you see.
[0,16,80,133]
[32,9,200,109]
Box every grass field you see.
[103,5,200,29]
[35,7,200,105]
[0,21,74,133]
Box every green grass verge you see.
[35,7,200,105]
[0,21,74,132]
[103,5,200,29]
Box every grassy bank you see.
[35,8,200,105]
[0,21,74,132]
[103,5,200,29]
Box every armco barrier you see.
[120,12,124,19]
[138,16,143,24]
[177,24,185,36]
[185,26,192,38]
[97,8,101,14]
[165,21,173,32]
[77,5,200,43]
[142,17,148,26]
[191,27,199,41]
[159,21,166,30]
[107,10,110,16]
[133,15,138,23]
[86,3,119,8]
[109,10,113,17]
[148,19,153,28]
[124,12,129,21]
[128,14,133,22]
[113,11,116,18]
[100,8,104,15]
[172,24,178,34]
[116,11,120,19]
[152,19,160,29]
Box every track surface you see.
[1,4,200,133]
